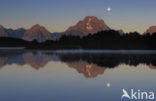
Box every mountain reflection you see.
[23,52,51,69]
[0,50,156,78]
[66,61,106,78]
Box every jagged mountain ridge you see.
[0,25,26,38]
[66,16,110,35]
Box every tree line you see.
[0,30,156,50]
[30,30,156,50]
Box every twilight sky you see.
[0,0,155,33]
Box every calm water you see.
[0,50,156,101]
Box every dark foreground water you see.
[0,50,156,101]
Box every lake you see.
[0,50,156,101]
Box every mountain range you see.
[0,16,156,42]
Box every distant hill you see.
[50,32,63,40]
[7,28,26,38]
[0,25,26,38]
[0,25,8,37]
[145,26,156,34]
[23,24,52,42]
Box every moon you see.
[107,7,111,12]
[106,83,111,87]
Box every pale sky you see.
[0,0,156,33]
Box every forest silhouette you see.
[0,30,156,50]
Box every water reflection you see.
[23,52,51,69]
[66,61,106,78]
[0,50,156,78]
